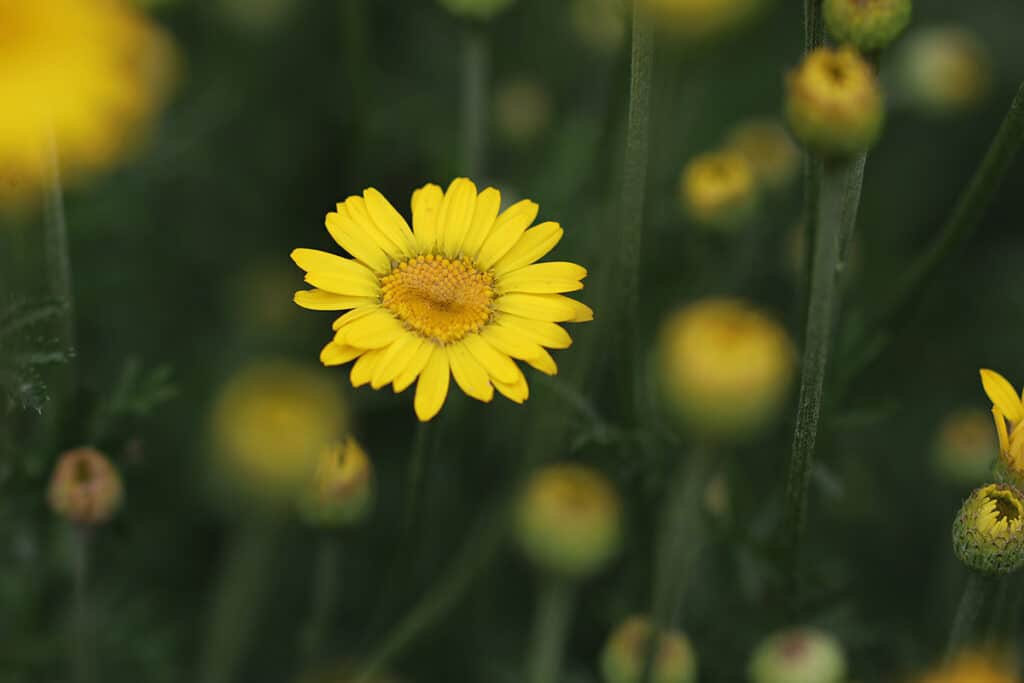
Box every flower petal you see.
[363,187,417,257]
[493,222,563,274]
[339,196,406,261]
[461,187,501,259]
[481,324,557,375]
[304,271,380,298]
[492,362,529,404]
[394,339,435,393]
[335,308,406,348]
[494,293,594,323]
[320,341,362,366]
[294,289,375,311]
[494,314,573,349]
[350,348,385,387]
[497,261,586,294]
[461,333,521,385]
[371,334,425,389]
[981,369,1024,422]
[290,249,378,286]
[447,343,494,403]
[332,305,381,330]
[475,199,539,271]
[325,211,392,274]
[439,178,478,258]
[414,346,451,421]
[411,183,444,253]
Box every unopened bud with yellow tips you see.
[933,409,1000,486]
[680,150,758,231]
[298,438,374,527]
[748,628,847,683]
[823,0,912,52]
[726,119,800,191]
[953,483,1024,575]
[656,298,795,441]
[47,447,124,526]
[438,0,516,20]
[515,463,623,579]
[601,615,697,683]
[785,47,885,157]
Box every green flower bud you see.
[298,438,375,527]
[516,463,623,579]
[952,483,1024,575]
[749,628,847,683]
[437,0,516,20]
[47,447,124,526]
[680,150,759,231]
[601,615,697,683]
[933,410,999,486]
[823,0,912,52]
[785,47,885,157]
[726,119,800,191]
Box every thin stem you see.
[803,0,823,54]
[460,25,488,178]
[526,578,576,683]
[42,137,75,351]
[70,526,91,683]
[782,157,866,602]
[798,0,824,328]
[946,573,997,659]
[299,538,342,666]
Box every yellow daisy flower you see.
[979,368,1024,476]
[291,179,593,422]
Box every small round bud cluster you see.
[515,463,623,579]
[748,627,847,683]
[680,150,758,231]
[437,0,516,20]
[953,483,1024,575]
[933,410,999,486]
[785,47,885,157]
[47,447,124,526]
[600,615,697,683]
[824,0,912,52]
[298,438,375,527]
[726,119,800,191]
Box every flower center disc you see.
[381,255,495,344]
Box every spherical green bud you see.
[952,483,1024,575]
[748,628,847,683]
[47,447,124,526]
[298,438,375,527]
[823,0,911,52]
[516,463,623,579]
[437,0,516,20]
[726,119,800,191]
[680,150,759,231]
[601,615,697,683]
[933,410,999,486]
[785,47,885,157]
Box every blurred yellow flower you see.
[918,651,1020,683]
[601,615,697,683]
[638,0,763,42]
[726,119,800,191]
[933,409,999,485]
[680,150,758,230]
[0,0,175,197]
[980,369,1024,483]
[298,437,375,527]
[292,179,593,422]
[897,26,992,115]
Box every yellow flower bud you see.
[785,47,885,157]
[637,0,764,43]
[516,463,623,579]
[680,150,759,231]
[438,0,516,20]
[656,299,795,441]
[933,409,1000,486]
[600,615,697,683]
[748,628,847,683]
[897,27,992,115]
[495,79,552,144]
[210,359,347,505]
[47,447,124,526]
[726,119,800,191]
[953,483,1024,575]
[823,0,912,52]
[298,438,375,527]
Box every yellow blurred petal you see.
[981,369,1024,422]
[994,407,1010,456]
[497,261,586,294]
[414,346,451,421]
[294,289,373,311]
[371,334,424,389]
[494,293,594,323]
[335,309,406,349]
[350,348,385,387]
[320,341,362,366]
[439,178,478,258]
[461,333,521,385]
[411,183,444,253]
[325,211,392,274]
[493,222,563,274]
[304,271,380,298]
[475,199,539,271]
[394,339,435,393]
[363,187,417,257]
[461,187,502,259]
[494,314,572,349]
[492,363,529,404]
[447,343,494,402]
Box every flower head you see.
[785,47,885,157]
[933,409,1000,485]
[680,150,758,231]
[48,447,124,526]
[726,119,800,191]
[748,628,847,683]
[291,179,592,422]
[0,0,175,198]
[298,438,375,527]
[515,463,622,578]
[979,369,1024,487]
[601,615,697,683]
[823,0,912,52]
[917,651,1020,683]
[952,483,1024,575]
[897,26,992,114]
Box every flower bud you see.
[601,615,697,683]
[953,483,1024,575]
[680,150,758,231]
[47,447,124,526]
[823,0,911,52]
[726,119,800,191]
[933,410,999,486]
[656,299,795,441]
[516,463,623,579]
[785,47,885,157]
[897,27,992,115]
[748,628,847,683]
[437,0,516,20]
[495,79,552,144]
[637,0,764,43]
[298,438,374,527]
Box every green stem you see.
[526,578,576,683]
[782,157,866,602]
[803,0,823,54]
[946,573,997,659]
[461,25,488,178]
[798,0,824,327]
[43,137,74,351]
[71,526,91,683]
[299,538,342,666]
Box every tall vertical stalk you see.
[299,539,342,666]
[70,526,92,683]
[525,578,576,683]
[461,25,488,179]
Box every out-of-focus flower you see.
[823,0,912,52]
[657,299,795,441]
[979,369,1024,488]
[726,119,800,191]
[0,0,175,199]
[47,447,124,526]
[917,651,1020,683]
[953,483,1024,575]
[291,179,593,422]
[438,0,516,21]
[680,150,758,230]
[637,0,764,43]
[516,463,623,578]
[601,615,697,683]
[495,79,553,144]
[570,0,627,53]
[210,360,347,504]
[785,47,885,157]
[896,26,992,114]
[298,438,374,527]
[933,409,1000,485]
[748,628,847,683]
[217,0,294,34]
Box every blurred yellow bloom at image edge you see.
[291,179,593,422]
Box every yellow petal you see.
[414,346,451,421]
[332,305,381,331]
[304,271,380,298]
[524,347,557,375]
[371,334,424,389]
[497,261,586,294]
[994,407,1010,456]
[350,348,385,387]
[494,314,572,349]
[981,369,1024,422]
[294,289,374,311]
[475,199,539,271]
[325,211,391,274]
[493,222,563,274]
[447,343,494,403]
[320,341,362,366]
[439,178,478,258]
[481,324,557,375]
[394,339,435,393]
[461,187,501,259]
[494,293,594,323]
[339,196,406,261]
[363,187,416,257]
[290,249,378,286]
[411,183,444,253]
[492,363,529,404]
[461,333,521,385]
[335,309,406,349]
